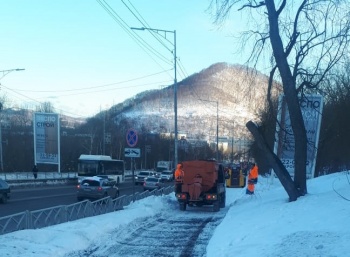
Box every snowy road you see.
[64,197,229,257]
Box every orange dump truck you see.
[175,160,226,212]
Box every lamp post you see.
[200,99,219,160]
[231,121,235,163]
[0,68,25,171]
[0,68,25,80]
[130,27,178,166]
[0,103,3,172]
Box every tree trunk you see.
[265,0,308,195]
[246,121,299,201]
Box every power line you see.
[122,0,173,53]
[177,59,189,80]
[98,0,190,84]
[97,0,173,69]
[36,80,173,98]
[0,83,86,118]
[2,78,172,100]
[10,69,172,93]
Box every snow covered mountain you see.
[109,62,281,142]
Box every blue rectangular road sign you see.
[124,148,141,158]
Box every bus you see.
[77,154,125,184]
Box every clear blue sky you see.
[1,0,247,117]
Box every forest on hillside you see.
[0,63,349,176]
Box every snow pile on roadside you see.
[207,172,350,257]
[1,172,349,257]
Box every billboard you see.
[33,113,60,164]
[274,94,323,178]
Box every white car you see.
[160,170,174,182]
[134,171,157,185]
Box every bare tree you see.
[212,0,350,200]
[10,108,32,128]
[36,101,55,113]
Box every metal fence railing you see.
[0,186,174,235]
[0,171,137,186]
[0,172,78,181]
[0,170,136,181]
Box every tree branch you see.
[238,1,265,11]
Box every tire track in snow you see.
[66,207,227,257]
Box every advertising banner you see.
[33,113,60,164]
[274,94,323,178]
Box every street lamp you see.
[231,121,235,163]
[200,99,219,160]
[1,68,25,80]
[130,26,178,166]
[0,68,25,171]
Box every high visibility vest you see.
[175,169,184,180]
[249,166,258,179]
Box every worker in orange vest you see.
[174,163,184,193]
[175,163,184,180]
[246,163,258,195]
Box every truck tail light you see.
[206,194,217,200]
[176,193,187,200]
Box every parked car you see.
[76,176,119,201]
[135,171,157,185]
[160,170,174,182]
[143,177,164,191]
[0,178,11,203]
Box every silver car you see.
[160,170,174,182]
[76,176,119,201]
[143,177,164,191]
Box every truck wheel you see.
[179,202,186,211]
[213,201,220,212]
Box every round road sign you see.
[126,128,138,147]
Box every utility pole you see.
[199,99,219,160]
[231,121,234,163]
[216,101,219,161]
[0,103,3,172]
[103,111,106,155]
[130,27,178,166]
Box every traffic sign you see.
[126,128,138,147]
[124,148,141,158]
